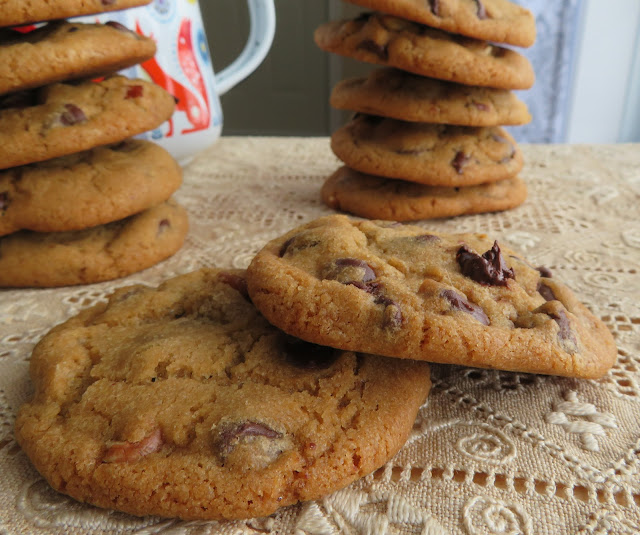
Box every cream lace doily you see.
[1,138,639,534]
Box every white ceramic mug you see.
[76,0,276,164]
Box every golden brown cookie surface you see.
[0,199,188,287]
[0,140,182,236]
[321,166,527,221]
[247,215,617,379]
[315,12,535,89]
[15,268,431,519]
[0,22,156,96]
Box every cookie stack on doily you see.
[315,0,536,221]
[0,0,188,288]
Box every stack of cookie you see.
[15,214,618,521]
[315,0,536,221]
[0,1,188,287]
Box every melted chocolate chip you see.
[323,258,376,286]
[157,219,171,234]
[429,0,440,15]
[0,191,8,212]
[414,233,441,243]
[375,295,403,330]
[537,282,556,302]
[441,289,490,325]
[537,266,553,278]
[281,336,340,369]
[102,0,117,4]
[550,309,577,350]
[60,103,87,126]
[106,21,129,32]
[125,85,144,99]
[452,151,471,174]
[475,0,488,19]
[492,133,516,163]
[278,234,320,257]
[215,421,282,462]
[357,39,389,60]
[456,241,515,287]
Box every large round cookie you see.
[0,200,188,287]
[315,12,535,90]
[0,0,151,27]
[331,114,523,187]
[344,0,536,48]
[0,22,156,95]
[14,268,431,520]
[321,166,527,221]
[247,215,617,379]
[0,76,175,170]
[331,68,531,126]
[0,140,182,236]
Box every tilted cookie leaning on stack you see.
[0,0,189,287]
[315,0,536,221]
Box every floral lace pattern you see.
[1,138,639,534]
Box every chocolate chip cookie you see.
[14,268,431,519]
[0,140,182,236]
[0,76,175,170]
[0,21,156,96]
[321,166,527,221]
[314,12,535,89]
[331,114,523,187]
[0,200,188,287]
[331,68,531,126]
[247,215,617,379]
[0,0,151,28]
[343,0,536,48]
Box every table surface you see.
[1,138,639,535]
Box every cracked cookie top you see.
[15,268,431,519]
[247,215,617,379]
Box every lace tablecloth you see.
[1,138,639,535]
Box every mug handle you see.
[214,0,276,96]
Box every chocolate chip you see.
[452,151,471,174]
[281,335,340,369]
[441,289,490,325]
[157,219,171,234]
[60,103,87,126]
[214,421,283,465]
[537,282,556,302]
[492,133,516,163]
[0,191,9,213]
[414,234,441,243]
[550,309,577,350]
[323,258,376,286]
[106,21,129,32]
[102,0,117,4]
[125,85,144,99]
[537,266,553,278]
[472,101,490,111]
[375,295,403,330]
[357,39,389,60]
[429,0,440,15]
[278,234,320,257]
[456,241,515,287]
[475,0,488,19]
